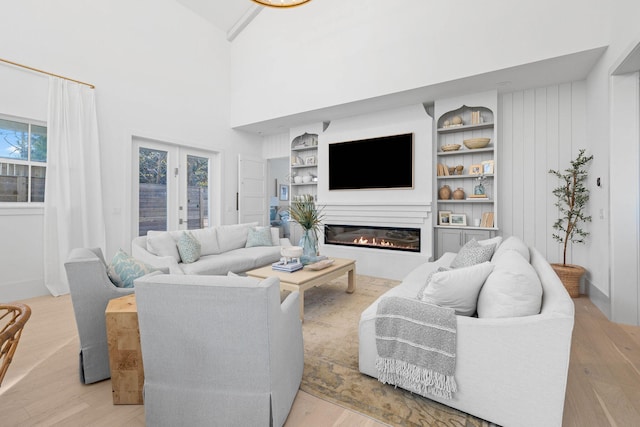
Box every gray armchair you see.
[135,274,304,427]
[64,248,134,384]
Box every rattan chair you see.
[0,303,31,386]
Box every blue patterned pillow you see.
[177,231,201,264]
[107,249,158,288]
[245,227,274,248]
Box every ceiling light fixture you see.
[251,0,311,8]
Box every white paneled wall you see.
[261,132,290,159]
[499,82,588,267]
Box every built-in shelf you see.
[437,122,494,134]
[437,147,494,156]
[291,145,318,151]
[437,199,494,203]
[434,225,498,231]
[437,174,494,180]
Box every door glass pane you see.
[186,155,209,229]
[30,165,46,202]
[0,118,29,160]
[138,148,168,236]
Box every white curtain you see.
[44,77,106,296]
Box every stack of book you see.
[272,260,303,272]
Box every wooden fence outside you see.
[138,183,208,236]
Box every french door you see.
[133,138,217,236]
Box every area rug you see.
[299,274,492,427]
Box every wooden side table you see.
[105,293,143,405]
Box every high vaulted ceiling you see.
[175,0,261,40]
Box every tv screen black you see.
[328,133,413,190]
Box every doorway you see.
[133,137,218,236]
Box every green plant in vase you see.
[548,148,593,297]
[289,194,324,260]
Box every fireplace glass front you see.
[324,224,420,252]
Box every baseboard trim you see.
[0,279,49,302]
[585,278,610,319]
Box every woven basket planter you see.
[551,263,586,298]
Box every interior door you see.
[238,154,267,225]
[134,138,216,236]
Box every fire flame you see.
[352,236,397,248]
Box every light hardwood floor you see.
[1,294,638,426]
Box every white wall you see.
[582,0,640,324]
[0,0,261,300]
[498,82,593,274]
[230,0,609,127]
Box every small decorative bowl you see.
[441,143,461,152]
[281,246,303,258]
[463,137,491,149]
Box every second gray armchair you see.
[135,273,304,427]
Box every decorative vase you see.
[299,229,317,258]
[453,187,465,200]
[474,182,485,195]
[551,263,585,298]
[438,185,451,200]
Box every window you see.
[0,116,47,203]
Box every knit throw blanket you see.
[375,296,458,400]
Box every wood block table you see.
[246,258,356,321]
[105,293,143,405]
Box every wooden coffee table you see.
[246,258,356,321]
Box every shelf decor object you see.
[463,137,491,149]
[252,0,311,8]
[548,149,594,298]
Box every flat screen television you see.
[328,133,413,190]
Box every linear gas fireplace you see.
[324,224,420,252]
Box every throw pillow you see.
[491,235,530,263]
[477,250,543,318]
[415,267,450,300]
[478,236,503,250]
[450,239,496,269]
[177,231,201,264]
[146,230,181,263]
[419,261,494,316]
[216,222,258,252]
[107,249,159,288]
[245,226,274,248]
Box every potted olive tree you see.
[548,149,593,297]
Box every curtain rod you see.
[0,57,95,89]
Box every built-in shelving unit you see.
[289,133,319,245]
[289,134,318,199]
[433,91,498,257]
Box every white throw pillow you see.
[450,239,496,269]
[492,235,530,263]
[419,261,495,316]
[477,250,542,318]
[216,222,258,252]
[189,227,220,256]
[478,236,503,250]
[146,231,181,263]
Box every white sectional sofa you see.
[358,236,575,427]
[132,222,291,275]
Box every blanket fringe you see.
[376,357,457,400]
